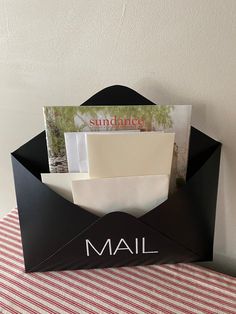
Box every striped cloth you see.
[0,209,235,314]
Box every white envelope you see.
[72,175,169,217]
[76,132,89,172]
[86,132,175,178]
[64,133,80,172]
[64,132,89,173]
[41,173,89,202]
[65,130,140,173]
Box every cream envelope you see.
[72,174,169,217]
[86,132,175,178]
[41,173,89,202]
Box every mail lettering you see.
[85,237,159,257]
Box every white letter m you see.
[85,239,112,257]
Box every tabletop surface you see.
[0,209,235,314]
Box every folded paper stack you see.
[64,130,140,173]
[43,131,175,216]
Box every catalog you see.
[43,105,192,191]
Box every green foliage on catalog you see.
[44,105,174,159]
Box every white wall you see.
[0,0,235,275]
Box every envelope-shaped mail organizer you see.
[11,85,221,273]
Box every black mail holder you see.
[11,85,221,273]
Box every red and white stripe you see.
[0,209,235,314]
